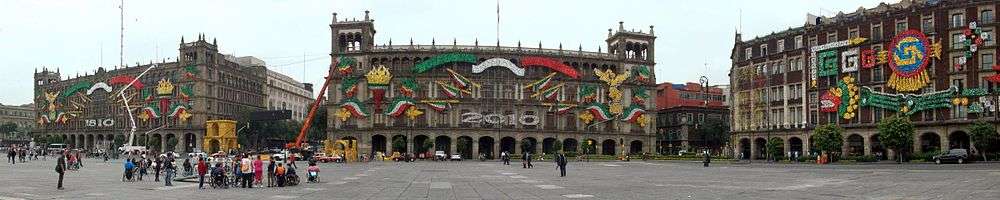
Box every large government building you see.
[33,35,267,153]
[731,0,1000,159]
[328,11,657,158]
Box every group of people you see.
[122,153,175,184]
[499,151,569,177]
[196,153,319,189]
[6,145,45,164]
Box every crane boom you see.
[291,69,334,149]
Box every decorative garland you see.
[523,72,556,92]
[436,81,470,98]
[580,103,612,124]
[183,65,200,79]
[108,75,144,90]
[595,68,630,115]
[86,82,112,95]
[366,65,392,110]
[530,83,564,101]
[412,53,477,73]
[446,68,480,89]
[335,56,357,75]
[578,84,597,103]
[421,99,459,112]
[541,102,577,115]
[60,81,93,101]
[385,97,416,118]
[521,56,580,79]
[841,48,859,73]
[620,104,646,127]
[399,78,421,98]
[336,98,369,122]
[632,65,651,83]
[471,58,524,76]
[986,64,1000,83]
[816,50,839,77]
[632,88,648,105]
[340,76,360,98]
[860,86,959,115]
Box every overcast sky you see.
[0,0,888,105]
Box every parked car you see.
[933,149,969,164]
[450,154,462,161]
[272,153,286,161]
[433,151,447,161]
[312,153,342,163]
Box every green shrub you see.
[911,150,940,161]
[845,155,878,162]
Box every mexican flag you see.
[555,103,575,114]
[439,82,462,98]
[584,103,612,121]
[425,101,450,112]
[385,97,416,117]
[621,105,645,123]
[167,104,188,117]
[524,72,556,91]
[447,68,478,89]
[340,98,369,117]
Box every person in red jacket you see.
[197,157,208,189]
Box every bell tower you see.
[179,33,219,67]
[606,21,656,63]
[331,11,376,55]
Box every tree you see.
[520,140,535,154]
[306,105,329,142]
[49,135,64,144]
[421,140,434,154]
[811,124,844,158]
[552,141,563,154]
[0,122,16,133]
[766,137,784,161]
[696,118,731,151]
[34,135,49,145]
[878,115,915,163]
[392,136,407,153]
[579,140,594,155]
[456,138,470,157]
[113,135,126,149]
[969,121,999,161]
[166,137,179,152]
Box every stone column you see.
[783,137,791,158]
[595,141,603,155]
[863,135,872,156]
[449,137,457,156]
[472,139,480,158]
[912,133,922,153]
[749,138,757,159]
[941,134,950,152]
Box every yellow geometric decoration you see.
[578,111,594,124]
[405,106,424,120]
[365,65,392,85]
[156,78,175,95]
[594,68,630,115]
[335,107,352,122]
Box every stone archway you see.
[754,138,767,159]
[920,132,941,153]
[184,133,197,153]
[478,136,495,159]
[563,138,578,153]
[434,135,452,155]
[521,137,537,154]
[583,139,597,155]
[870,134,886,157]
[847,134,864,156]
[500,137,516,154]
[391,135,407,154]
[371,134,387,154]
[602,139,616,155]
[629,140,643,154]
[413,135,430,155]
[739,138,751,159]
[949,131,970,150]
[456,136,474,158]
[788,137,803,156]
[542,138,557,154]
[209,139,221,154]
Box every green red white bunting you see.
[336,56,357,75]
[399,78,420,98]
[523,72,557,91]
[584,103,612,121]
[340,98,369,117]
[446,68,479,89]
[167,104,188,117]
[632,65,651,83]
[340,77,360,98]
[436,81,469,98]
[556,103,575,114]
[620,105,645,123]
[385,97,416,117]
[578,84,597,103]
[531,83,564,100]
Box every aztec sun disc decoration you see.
[887,30,932,92]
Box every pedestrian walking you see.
[153,157,162,182]
[197,157,207,189]
[522,152,533,168]
[703,150,711,167]
[555,152,567,177]
[183,158,192,177]
[501,151,510,165]
[164,156,175,186]
[55,151,66,190]
[7,147,15,165]
[267,159,276,187]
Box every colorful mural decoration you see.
[887,30,936,92]
[412,53,477,73]
[366,65,392,110]
[335,56,357,75]
[472,58,524,76]
[37,91,74,125]
[137,78,192,122]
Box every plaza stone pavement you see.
[1,158,999,200]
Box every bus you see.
[48,143,67,153]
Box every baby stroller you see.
[285,167,299,186]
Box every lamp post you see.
[699,75,708,151]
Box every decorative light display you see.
[595,68,629,115]
[620,105,646,127]
[436,81,470,98]
[366,65,392,110]
[523,72,557,92]
[337,97,369,122]
[809,37,867,87]
[530,83,565,101]
[521,56,580,79]
[340,76,360,98]
[108,75,144,90]
[632,65,651,83]
[632,88,648,105]
[183,65,200,79]
[577,84,597,103]
[579,103,612,124]
[86,82,112,95]
[818,76,858,120]
[860,86,959,115]
[816,50,840,77]
[472,58,524,76]
[399,78,421,98]
[841,48,859,73]
[954,22,989,71]
[986,64,1000,83]
[541,102,576,115]
[385,97,417,118]
[412,53,477,73]
[886,30,936,92]
[421,99,459,113]
[446,68,480,89]
[335,56,357,75]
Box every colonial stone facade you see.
[33,35,266,153]
[328,11,657,158]
[730,0,1000,159]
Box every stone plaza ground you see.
[1,158,999,200]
